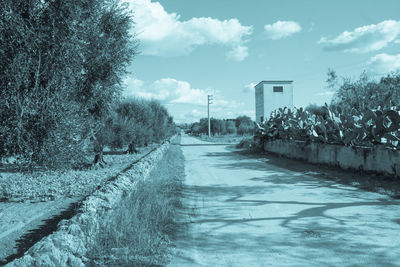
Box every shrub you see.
[236,116,254,135]
[305,104,327,117]
[329,70,400,113]
[225,121,237,134]
[210,118,226,135]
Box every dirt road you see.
[170,135,400,266]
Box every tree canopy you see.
[0,0,137,167]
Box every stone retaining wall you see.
[264,140,400,178]
[7,141,171,266]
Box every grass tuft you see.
[86,145,184,266]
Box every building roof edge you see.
[255,80,293,87]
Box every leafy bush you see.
[329,70,400,113]
[210,118,227,135]
[226,121,237,135]
[236,116,254,135]
[305,104,327,117]
[189,118,208,136]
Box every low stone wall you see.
[264,140,400,177]
[7,141,171,267]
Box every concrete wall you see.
[264,140,400,177]
[255,81,293,123]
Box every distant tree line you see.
[187,116,255,136]
[0,0,175,168]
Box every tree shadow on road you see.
[181,183,399,228]
[174,181,400,266]
[173,147,400,266]
[204,149,400,199]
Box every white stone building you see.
[255,80,293,123]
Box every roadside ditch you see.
[3,138,174,266]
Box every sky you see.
[121,0,400,123]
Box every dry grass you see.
[86,144,184,266]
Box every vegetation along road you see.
[170,134,400,266]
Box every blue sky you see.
[122,0,400,123]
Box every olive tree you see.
[0,0,137,168]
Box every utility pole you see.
[207,94,213,137]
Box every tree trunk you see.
[93,143,106,168]
[127,142,138,154]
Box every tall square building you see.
[255,80,293,123]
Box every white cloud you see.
[264,21,302,40]
[171,83,208,105]
[123,77,244,107]
[183,109,206,121]
[123,77,208,105]
[243,82,256,93]
[368,53,400,74]
[226,45,248,62]
[123,76,246,122]
[214,99,243,109]
[318,20,400,53]
[122,77,169,100]
[125,0,252,59]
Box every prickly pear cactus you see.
[259,104,400,149]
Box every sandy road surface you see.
[170,135,400,266]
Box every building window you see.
[273,86,283,92]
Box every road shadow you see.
[174,181,400,266]
[173,144,400,266]
[205,149,400,199]
[180,183,399,227]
